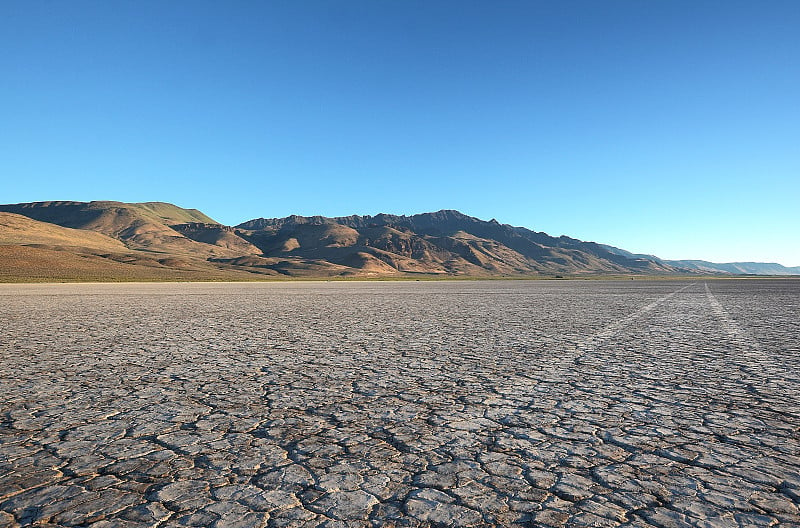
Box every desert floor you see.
[1,280,798,527]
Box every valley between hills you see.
[0,201,796,282]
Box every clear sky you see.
[2,1,798,266]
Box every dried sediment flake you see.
[0,279,798,526]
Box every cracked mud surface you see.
[1,279,799,527]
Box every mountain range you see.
[1,200,797,281]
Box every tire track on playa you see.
[704,282,757,345]
[704,282,792,390]
[533,282,695,380]
[568,282,696,361]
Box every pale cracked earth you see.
[1,280,799,528]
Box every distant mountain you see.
[0,201,258,259]
[664,260,800,276]
[598,244,662,262]
[0,200,215,229]
[1,200,796,280]
[0,201,264,281]
[0,211,127,252]
[233,210,679,276]
[599,244,800,276]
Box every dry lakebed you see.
[1,279,798,527]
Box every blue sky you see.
[2,1,798,265]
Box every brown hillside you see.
[0,245,253,282]
[0,212,127,252]
[0,201,693,280]
[0,201,254,260]
[172,223,262,255]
